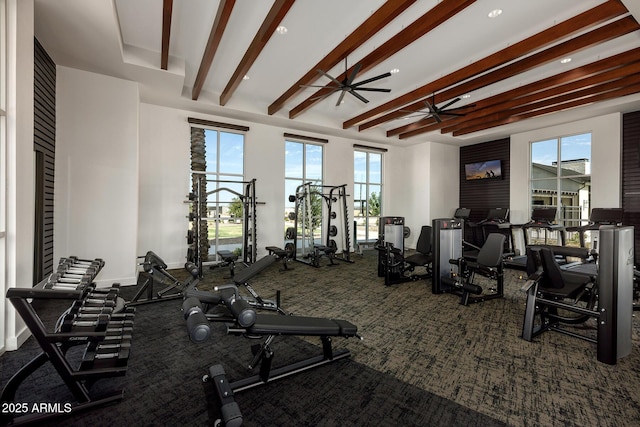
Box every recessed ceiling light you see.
[390,68,400,74]
[243,75,250,80]
[276,25,288,35]
[461,94,471,99]
[560,57,572,64]
[488,9,502,18]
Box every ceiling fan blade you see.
[442,103,477,112]
[336,90,347,106]
[353,87,391,92]
[349,90,369,104]
[437,97,461,111]
[423,99,435,114]
[352,72,392,88]
[396,113,434,120]
[316,69,343,86]
[438,112,466,117]
[346,62,362,86]
[301,84,341,89]
[432,111,442,123]
[310,90,339,102]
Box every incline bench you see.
[182,285,360,426]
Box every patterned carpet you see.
[1,250,639,426]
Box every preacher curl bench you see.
[182,285,360,427]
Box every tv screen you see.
[464,160,502,180]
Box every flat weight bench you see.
[265,246,293,270]
[213,250,238,277]
[310,245,337,267]
[184,289,360,427]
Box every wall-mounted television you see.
[464,159,502,180]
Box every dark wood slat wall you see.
[622,111,640,265]
[459,138,511,223]
[33,38,56,282]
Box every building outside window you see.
[530,133,591,246]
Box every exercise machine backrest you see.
[477,233,506,268]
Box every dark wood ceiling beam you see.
[441,62,640,134]
[192,0,236,100]
[359,13,639,131]
[452,76,640,136]
[394,47,640,138]
[267,0,417,116]
[344,0,630,129]
[161,0,173,70]
[288,0,478,119]
[220,0,296,106]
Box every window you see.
[284,139,323,251]
[190,127,245,258]
[530,133,591,246]
[354,149,383,243]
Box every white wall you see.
[510,113,621,224]
[3,0,35,351]
[137,104,190,268]
[137,103,402,267]
[430,142,460,220]
[392,141,459,249]
[55,67,140,286]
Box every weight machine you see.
[287,182,352,267]
[187,173,258,277]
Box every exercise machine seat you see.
[245,315,357,337]
[405,226,433,269]
[538,247,592,299]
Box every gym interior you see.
[2,1,640,426]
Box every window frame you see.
[284,138,324,249]
[530,132,592,246]
[190,125,246,258]
[354,148,383,243]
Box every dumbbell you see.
[183,297,211,343]
[58,257,104,272]
[68,302,114,317]
[51,271,94,283]
[60,312,111,333]
[80,341,131,370]
[58,262,97,272]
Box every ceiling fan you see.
[401,94,474,123]
[303,58,391,106]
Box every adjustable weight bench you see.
[128,252,199,306]
[183,286,360,427]
[183,254,285,318]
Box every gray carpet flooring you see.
[1,251,639,426]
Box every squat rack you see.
[287,182,352,267]
[187,173,258,276]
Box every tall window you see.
[191,127,245,257]
[284,139,323,248]
[354,149,383,243]
[530,133,591,246]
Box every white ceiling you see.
[34,0,640,147]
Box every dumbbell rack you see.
[1,258,135,426]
